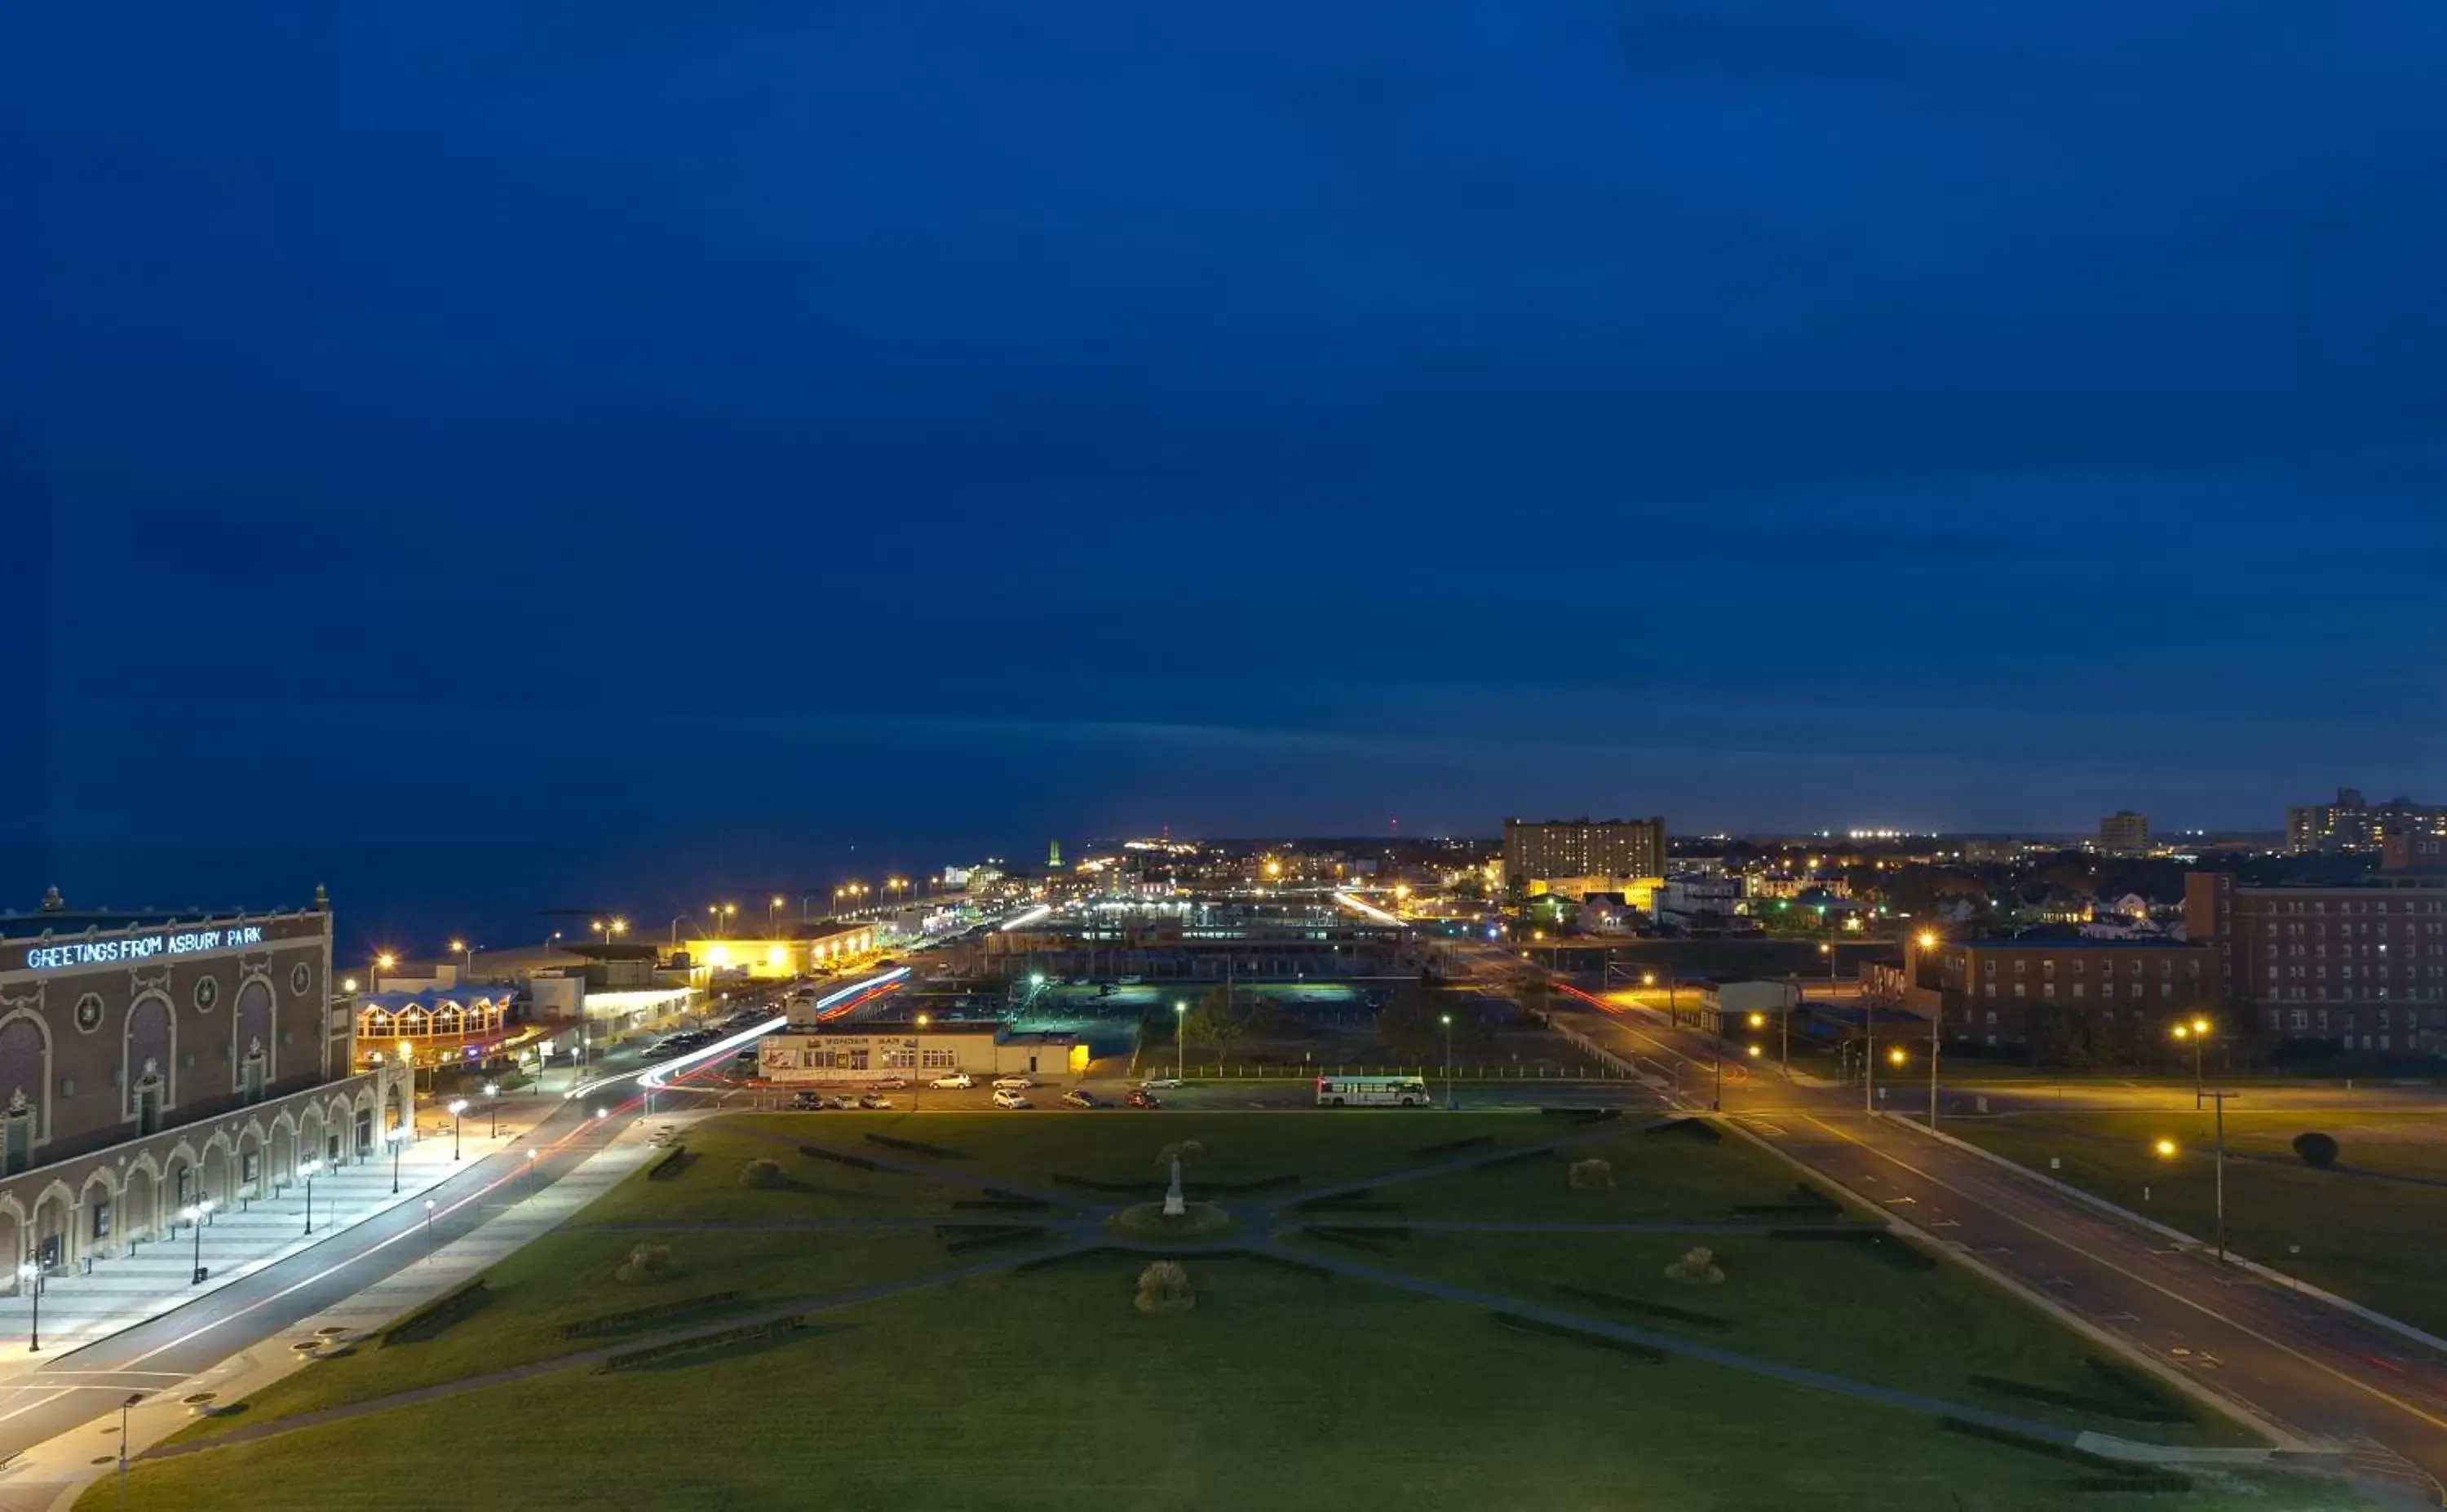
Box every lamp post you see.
[387,1125,407,1194]
[2154,1095,2232,1262]
[1863,1008,1877,1114]
[1175,1001,1188,1082]
[2173,1017,2212,1109]
[1440,1013,1455,1110]
[20,1261,40,1352]
[1711,1006,1724,1112]
[299,1159,323,1236]
[484,1082,500,1138]
[424,1198,437,1253]
[914,1013,930,1112]
[447,1099,467,1160]
[768,895,784,931]
[526,1147,539,1202]
[183,1200,212,1284]
[118,1390,143,1510]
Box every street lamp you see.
[914,1013,931,1112]
[526,1147,539,1202]
[2172,1017,2213,1109]
[768,895,785,931]
[182,1200,212,1284]
[299,1158,323,1235]
[424,1198,437,1251]
[1175,1001,1189,1082]
[1440,1013,1456,1110]
[447,1098,468,1160]
[387,1124,408,1194]
[484,1081,500,1138]
[2153,1112,2229,1262]
[19,1262,40,1351]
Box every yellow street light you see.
[1746,1044,1763,1059]
[1747,1011,1766,1028]
[2153,1138,2179,1160]
[1640,972,1656,987]
[2171,1024,2190,1041]
[612,917,627,935]
[448,938,466,956]
[1916,931,1938,949]
[2190,1016,2210,1036]
[1887,1046,1906,1066]
[342,976,360,993]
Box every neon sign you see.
[24,926,265,972]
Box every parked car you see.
[789,1091,826,1110]
[991,1088,1031,1109]
[1061,1090,1099,1108]
[1126,1089,1162,1108]
[929,1072,973,1090]
[992,1075,1034,1090]
[1140,1077,1183,1090]
[872,1077,910,1090]
[823,1094,860,1110]
[858,1094,895,1110]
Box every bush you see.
[1567,1158,1614,1191]
[740,1158,787,1189]
[2291,1131,2339,1168]
[615,1243,680,1284]
[1664,1246,1724,1286]
[1135,1260,1195,1313]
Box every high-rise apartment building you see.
[2097,811,2151,855]
[1502,816,1666,885]
[2285,789,2447,855]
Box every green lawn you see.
[101,1256,2352,1512]
[104,1111,2374,1512]
[1949,1109,2447,1336]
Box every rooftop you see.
[1953,936,2210,950]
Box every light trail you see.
[1330,891,1400,926]
[608,966,913,1096]
[998,904,1052,931]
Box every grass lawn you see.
[110,1111,2369,1511]
[1949,1108,2447,1336]
[743,1109,1577,1195]
[1326,1232,2256,1447]
[99,1254,2354,1512]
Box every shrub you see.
[615,1243,680,1284]
[740,1158,787,1189]
[1567,1157,1614,1191]
[1135,1260,1195,1313]
[1664,1246,1724,1286]
[2292,1132,2339,1169]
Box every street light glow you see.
[1916,931,1938,949]
[2153,1138,2179,1159]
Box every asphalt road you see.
[1533,982,2447,1500]
[0,1094,622,1465]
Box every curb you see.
[1907,1118,2447,1361]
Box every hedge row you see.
[1968,1372,2189,1425]
[560,1289,742,1340]
[595,1315,804,1373]
[1553,1282,1732,1333]
[1489,1311,1666,1364]
[382,1280,490,1348]
[799,1144,880,1170]
[863,1133,966,1160]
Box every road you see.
[1506,958,2447,1501]
[0,1094,623,1466]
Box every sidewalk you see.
[0,1107,677,1512]
[0,1085,569,1387]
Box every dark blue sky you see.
[14,2,2447,941]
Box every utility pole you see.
[2206,1088,2235,1262]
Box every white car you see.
[991,1075,1033,1090]
[991,1088,1031,1109]
[929,1072,974,1090]
[1140,1077,1184,1090]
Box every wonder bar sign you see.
[24,926,265,973]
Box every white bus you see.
[1316,1075,1431,1107]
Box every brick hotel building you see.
[0,889,400,1277]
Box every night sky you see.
[15,3,2447,944]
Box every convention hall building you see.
[0,888,403,1275]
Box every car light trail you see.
[575,966,913,1099]
[1330,891,1399,926]
[998,904,1053,931]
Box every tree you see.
[1376,982,1492,1061]
[1182,984,1253,1061]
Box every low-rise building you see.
[753,1023,1090,1085]
[1917,935,2219,1049]
[2186,870,2447,1052]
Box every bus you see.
[1316,1075,1430,1107]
